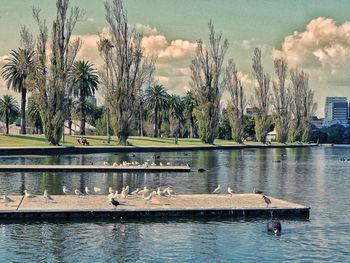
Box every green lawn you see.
[0,134,302,147]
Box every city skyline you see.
[1,0,350,116]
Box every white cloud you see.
[133,24,158,36]
[142,35,197,59]
[241,40,251,50]
[273,17,350,68]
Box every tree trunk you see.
[190,108,194,138]
[20,88,27,134]
[80,97,85,135]
[5,109,9,135]
[118,132,128,145]
[107,108,111,143]
[68,118,72,135]
[154,106,158,137]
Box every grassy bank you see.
[0,134,305,147]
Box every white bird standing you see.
[74,189,84,197]
[212,185,221,194]
[121,187,127,198]
[138,186,149,196]
[44,190,54,202]
[108,187,114,195]
[131,188,140,195]
[227,187,234,196]
[144,191,156,202]
[163,187,174,197]
[157,187,167,197]
[85,187,92,195]
[24,190,35,198]
[93,187,101,194]
[63,186,70,195]
[3,194,14,206]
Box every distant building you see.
[324,97,349,127]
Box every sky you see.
[1,0,350,116]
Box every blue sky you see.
[1,0,350,116]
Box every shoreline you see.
[0,143,318,156]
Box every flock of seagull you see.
[104,161,178,168]
[2,184,270,208]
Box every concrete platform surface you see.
[0,194,309,220]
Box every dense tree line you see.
[0,0,317,145]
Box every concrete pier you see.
[0,194,310,220]
[0,164,191,173]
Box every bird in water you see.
[227,187,234,196]
[75,189,84,197]
[24,190,35,198]
[63,186,70,195]
[43,190,54,203]
[212,185,221,194]
[110,198,120,209]
[267,220,282,235]
[3,193,14,206]
[253,187,263,194]
[262,195,272,207]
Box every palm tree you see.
[69,60,99,135]
[144,85,169,137]
[27,97,43,134]
[0,95,19,134]
[168,94,184,137]
[2,48,35,134]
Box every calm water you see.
[0,147,349,262]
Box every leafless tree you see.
[272,58,291,143]
[29,0,83,145]
[190,21,229,144]
[252,48,270,143]
[102,0,155,145]
[225,60,245,143]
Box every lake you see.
[0,146,349,262]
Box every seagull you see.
[93,187,101,194]
[164,187,174,196]
[24,190,35,198]
[212,185,220,194]
[227,187,234,196]
[108,187,114,194]
[63,186,70,195]
[138,186,149,196]
[110,198,120,209]
[43,190,54,202]
[144,191,156,202]
[121,187,128,198]
[253,187,263,194]
[131,188,140,195]
[103,161,109,166]
[124,186,130,195]
[113,190,119,198]
[157,187,167,197]
[262,195,272,207]
[75,189,84,197]
[85,187,92,195]
[3,194,14,206]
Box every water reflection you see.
[0,147,350,261]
